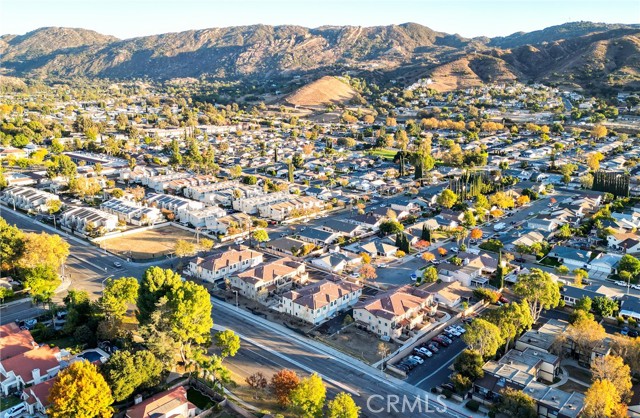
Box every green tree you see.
[462,210,476,227]
[513,268,560,322]
[497,387,537,418]
[556,224,572,239]
[437,189,458,208]
[485,301,533,354]
[422,266,439,283]
[103,350,163,402]
[137,267,182,324]
[593,296,619,317]
[379,220,404,235]
[462,319,503,358]
[174,239,196,259]
[252,229,270,243]
[292,152,305,168]
[100,277,139,321]
[0,218,24,272]
[48,360,114,418]
[214,329,241,359]
[327,392,360,418]
[289,373,326,418]
[168,281,214,362]
[453,349,484,380]
[229,165,243,179]
[22,265,61,304]
[46,199,62,214]
[46,154,77,181]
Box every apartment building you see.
[230,258,308,301]
[60,206,118,233]
[233,191,290,214]
[188,247,263,282]
[1,186,60,213]
[280,278,362,325]
[100,198,162,225]
[354,285,437,339]
[146,193,204,222]
[185,206,227,228]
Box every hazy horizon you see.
[1,0,638,39]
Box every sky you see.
[1,0,638,39]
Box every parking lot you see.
[394,323,469,390]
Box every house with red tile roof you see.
[0,344,63,395]
[230,257,308,301]
[279,277,362,325]
[22,376,57,415]
[188,247,263,282]
[0,323,37,361]
[354,285,437,339]
[125,386,197,418]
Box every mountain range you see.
[0,21,638,92]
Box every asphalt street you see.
[211,299,468,418]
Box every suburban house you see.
[354,285,437,339]
[207,213,252,235]
[347,213,383,230]
[22,377,56,416]
[560,285,607,308]
[265,237,308,256]
[429,280,474,307]
[607,231,640,254]
[297,228,341,246]
[60,206,118,233]
[279,278,362,325]
[230,258,308,301]
[527,216,559,232]
[188,247,263,282]
[310,251,362,273]
[319,219,364,238]
[502,230,545,252]
[359,240,398,258]
[1,186,60,213]
[619,294,640,321]
[125,386,198,418]
[548,246,591,270]
[257,195,324,221]
[0,323,64,396]
[184,206,227,229]
[437,262,484,287]
[516,319,568,354]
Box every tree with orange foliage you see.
[422,252,435,262]
[437,247,448,257]
[470,228,483,241]
[360,264,377,281]
[271,369,300,407]
[516,195,530,207]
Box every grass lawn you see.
[187,388,214,410]
[564,365,592,384]
[367,149,397,160]
[539,256,561,267]
[40,335,76,350]
[0,396,22,411]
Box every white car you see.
[454,326,466,334]
[408,355,424,364]
[631,284,640,290]
[113,261,122,268]
[5,403,26,418]
[615,281,629,287]
[451,246,459,253]
[350,272,360,278]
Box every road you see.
[0,206,175,323]
[211,299,467,418]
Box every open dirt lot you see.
[317,325,398,365]
[100,226,197,260]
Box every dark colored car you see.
[499,296,509,304]
[629,329,639,338]
[441,383,455,392]
[427,343,439,353]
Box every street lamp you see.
[234,290,239,309]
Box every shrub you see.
[466,400,480,412]
[473,288,499,304]
[617,316,626,326]
[629,317,637,328]
[442,389,453,399]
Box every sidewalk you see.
[214,298,481,418]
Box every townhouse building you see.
[146,193,204,222]
[60,206,118,233]
[230,258,308,301]
[100,198,162,225]
[1,186,60,213]
[188,247,263,282]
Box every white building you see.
[60,206,118,233]
[279,278,362,325]
[1,186,60,213]
[188,247,263,282]
[230,258,308,301]
[146,194,204,223]
[101,198,162,225]
[185,206,227,229]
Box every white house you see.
[188,247,263,282]
[60,206,118,233]
[354,285,437,339]
[1,186,60,213]
[279,278,362,325]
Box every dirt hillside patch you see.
[285,76,361,107]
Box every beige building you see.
[280,278,362,325]
[230,258,308,301]
[353,285,437,339]
[188,247,263,283]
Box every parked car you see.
[426,342,439,353]
[450,246,459,253]
[454,325,466,334]
[441,383,455,392]
[631,284,640,290]
[5,403,26,418]
[498,296,509,304]
[410,273,418,281]
[408,355,424,365]
[620,327,629,336]
[615,281,629,287]
[415,347,433,358]
[629,329,639,338]
[439,335,453,344]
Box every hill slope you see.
[0,22,638,92]
[285,76,361,107]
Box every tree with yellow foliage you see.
[586,152,604,171]
[591,125,607,139]
[583,379,627,418]
[591,355,632,402]
[48,360,114,418]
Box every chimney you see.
[32,368,40,381]
[134,394,143,405]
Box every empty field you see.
[100,226,197,260]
